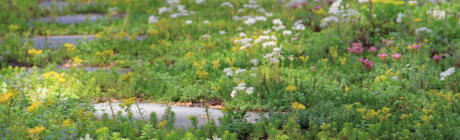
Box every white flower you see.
[283,30,292,36]
[158,7,172,14]
[185,20,192,24]
[219,30,226,35]
[288,55,294,61]
[255,16,267,21]
[170,13,178,18]
[223,68,233,76]
[273,19,283,25]
[167,0,179,5]
[235,69,247,74]
[328,0,342,15]
[239,32,247,37]
[244,18,257,25]
[235,83,247,91]
[220,2,234,8]
[292,20,305,30]
[408,1,417,5]
[148,16,159,24]
[263,29,271,34]
[195,0,205,4]
[440,67,455,81]
[273,25,286,31]
[320,16,339,28]
[396,13,405,23]
[415,27,432,35]
[246,87,254,94]
[427,8,446,20]
[358,0,369,3]
[250,73,257,77]
[231,90,237,97]
[203,20,210,24]
[79,134,93,140]
[201,34,211,39]
[250,59,258,66]
[262,41,277,48]
[265,12,273,17]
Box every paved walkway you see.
[94,102,267,128]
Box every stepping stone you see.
[35,14,107,25]
[30,35,147,49]
[31,35,95,49]
[93,102,267,128]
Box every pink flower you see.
[433,55,443,62]
[412,44,420,49]
[359,58,374,70]
[292,3,298,9]
[302,1,309,7]
[392,53,402,60]
[368,46,377,53]
[377,54,388,59]
[347,43,364,54]
[314,6,322,10]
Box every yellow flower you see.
[285,85,297,92]
[212,60,220,69]
[72,56,83,65]
[42,71,66,83]
[95,50,114,57]
[62,119,73,127]
[354,102,361,106]
[28,48,43,55]
[120,72,133,81]
[185,52,195,58]
[381,107,391,114]
[375,75,387,82]
[344,86,350,93]
[421,115,432,123]
[0,91,14,103]
[329,46,338,59]
[345,104,353,110]
[339,56,348,65]
[413,18,422,22]
[64,43,76,52]
[422,108,431,115]
[196,70,209,79]
[157,120,167,128]
[26,101,41,112]
[291,102,306,110]
[356,107,366,115]
[399,114,412,119]
[121,97,137,106]
[28,126,45,135]
[9,24,19,30]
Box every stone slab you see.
[35,14,106,25]
[93,102,266,128]
[30,35,95,49]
